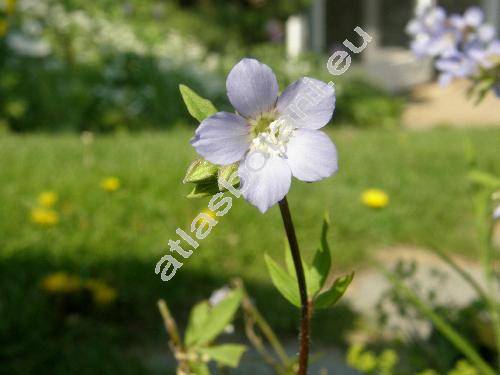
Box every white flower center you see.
[250,118,295,158]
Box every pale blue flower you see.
[468,40,500,69]
[407,6,458,57]
[408,5,499,95]
[460,8,496,52]
[436,51,478,86]
[407,6,497,58]
[437,40,500,87]
[191,58,338,213]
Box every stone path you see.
[403,80,500,129]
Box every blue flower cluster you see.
[407,6,499,97]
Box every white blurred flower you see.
[209,286,231,306]
[223,324,235,334]
[493,206,500,221]
[22,20,43,36]
[7,33,51,57]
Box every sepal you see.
[184,159,219,184]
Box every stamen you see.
[250,118,295,158]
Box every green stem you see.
[158,299,190,373]
[384,271,496,375]
[245,293,290,365]
[430,247,491,305]
[278,197,310,375]
[485,253,500,372]
[157,299,182,347]
[234,278,290,370]
[477,194,500,371]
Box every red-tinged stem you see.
[278,197,310,375]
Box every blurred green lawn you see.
[1,126,500,373]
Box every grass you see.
[1,126,500,373]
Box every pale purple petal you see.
[406,19,421,35]
[464,7,484,28]
[488,40,500,55]
[478,24,495,43]
[226,58,279,119]
[285,129,338,182]
[438,73,454,86]
[191,112,251,165]
[238,153,291,213]
[449,15,465,29]
[276,78,335,130]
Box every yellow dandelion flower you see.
[41,272,82,294]
[101,177,120,192]
[38,191,58,207]
[361,189,389,209]
[86,279,118,306]
[31,207,59,226]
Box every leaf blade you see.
[194,288,243,346]
[314,272,354,309]
[265,254,301,307]
[198,344,247,368]
[185,301,211,346]
[179,84,217,122]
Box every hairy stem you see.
[278,197,310,375]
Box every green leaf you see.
[187,180,220,199]
[179,84,217,122]
[467,170,500,189]
[306,249,326,298]
[265,254,300,307]
[188,362,211,375]
[217,163,239,191]
[470,77,495,105]
[199,288,242,344]
[310,213,332,293]
[319,212,332,266]
[185,301,211,346]
[184,159,219,184]
[185,288,243,347]
[283,241,321,298]
[314,272,354,309]
[283,240,295,276]
[198,344,247,368]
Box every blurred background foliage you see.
[0,0,402,133]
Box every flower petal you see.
[285,129,338,182]
[191,112,251,165]
[464,7,484,28]
[226,58,279,119]
[276,78,335,130]
[238,153,291,213]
